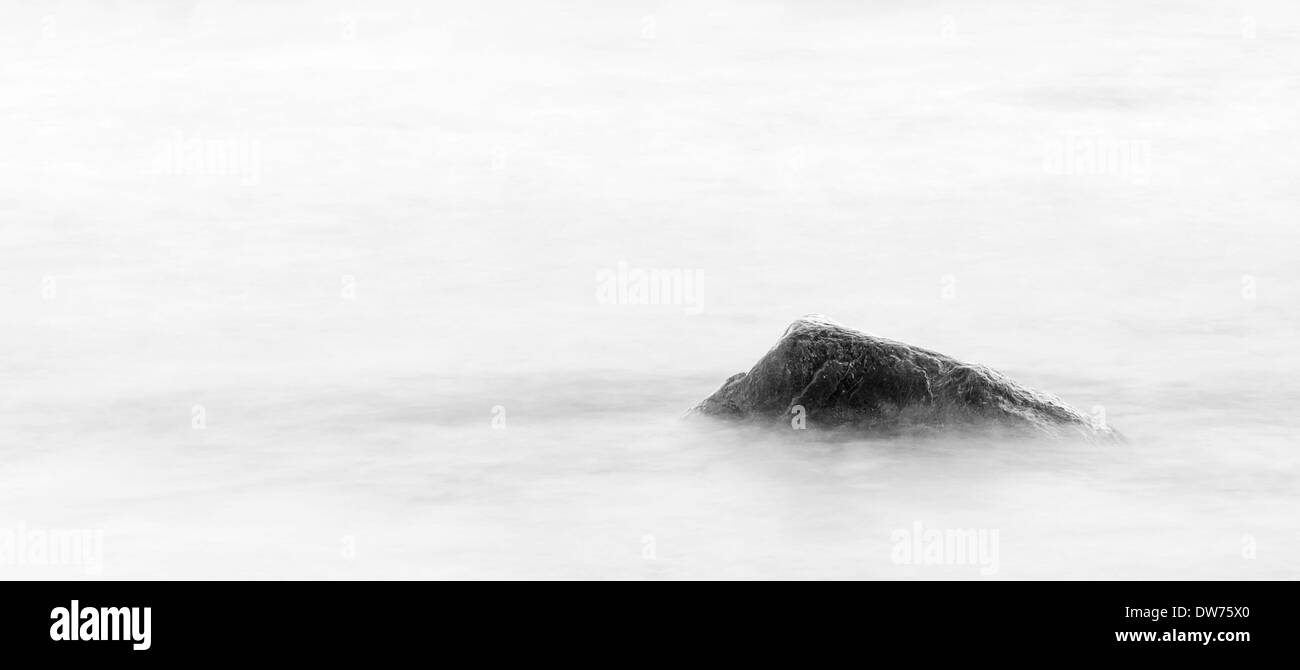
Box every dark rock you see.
[689,315,1121,442]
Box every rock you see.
[689,315,1121,442]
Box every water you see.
[1,1,1297,579]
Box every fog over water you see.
[2,1,1297,578]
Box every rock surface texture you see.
[690,315,1121,442]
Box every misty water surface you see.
[1,1,1297,578]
